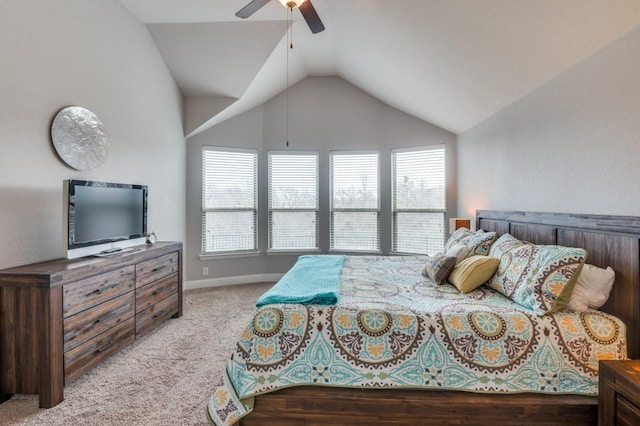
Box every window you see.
[392,146,446,255]
[202,147,258,255]
[330,151,380,252]
[268,151,319,251]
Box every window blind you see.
[330,151,380,252]
[392,146,446,255]
[202,147,258,254]
[268,152,319,250]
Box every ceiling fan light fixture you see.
[278,0,306,8]
[236,0,324,34]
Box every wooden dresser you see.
[599,360,640,426]
[0,242,182,408]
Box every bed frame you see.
[239,210,640,426]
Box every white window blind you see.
[202,147,258,255]
[392,146,446,255]
[330,151,380,252]
[268,152,319,251]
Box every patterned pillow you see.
[422,253,457,284]
[487,233,587,315]
[444,227,497,256]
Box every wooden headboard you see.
[476,210,640,359]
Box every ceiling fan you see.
[235,0,325,34]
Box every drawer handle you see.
[95,340,115,355]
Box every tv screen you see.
[65,180,148,258]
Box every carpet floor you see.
[0,282,272,426]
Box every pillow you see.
[448,255,500,293]
[444,227,474,252]
[422,253,457,284]
[487,233,587,315]
[445,243,472,264]
[567,264,615,312]
[444,227,497,256]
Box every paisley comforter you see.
[207,255,627,425]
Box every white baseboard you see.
[184,273,282,291]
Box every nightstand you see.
[599,360,640,426]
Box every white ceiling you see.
[118,0,640,137]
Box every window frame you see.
[391,145,446,255]
[267,150,320,253]
[201,146,259,257]
[329,150,381,253]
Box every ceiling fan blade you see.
[236,0,272,19]
[298,1,325,34]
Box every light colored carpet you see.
[0,282,272,426]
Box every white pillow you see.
[567,264,615,312]
[445,243,472,264]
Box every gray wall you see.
[0,0,186,269]
[458,26,640,220]
[186,77,456,284]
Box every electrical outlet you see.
[202,267,209,276]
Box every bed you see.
[207,210,640,426]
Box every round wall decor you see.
[51,106,109,170]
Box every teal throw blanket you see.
[256,255,346,307]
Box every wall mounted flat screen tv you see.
[64,179,148,259]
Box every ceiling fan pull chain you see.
[286,6,291,147]
[289,6,294,50]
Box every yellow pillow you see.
[448,255,500,293]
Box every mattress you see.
[207,255,627,425]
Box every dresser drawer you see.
[136,252,178,288]
[136,292,179,336]
[63,291,135,352]
[63,266,135,318]
[136,273,178,314]
[617,394,640,426]
[64,317,135,384]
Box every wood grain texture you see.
[0,242,182,289]
[0,242,183,408]
[64,317,135,384]
[135,252,178,288]
[135,292,179,336]
[477,218,509,235]
[16,287,40,394]
[135,273,178,314]
[175,245,183,317]
[240,387,597,426]
[476,210,640,236]
[63,291,135,352]
[0,286,65,407]
[63,266,135,317]
[0,287,17,394]
[38,286,64,408]
[599,360,640,426]
[510,223,557,245]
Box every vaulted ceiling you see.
[117,0,640,137]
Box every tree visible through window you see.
[392,146,445,255]
[330,151,380,252]
[269,152,319,251]
[202,147,257,255]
